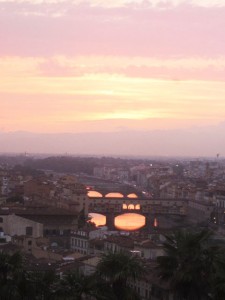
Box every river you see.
[89,212,146,231]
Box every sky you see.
[0,0,225,157]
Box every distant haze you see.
[1,122,225,157]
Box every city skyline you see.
[1,0,225,156]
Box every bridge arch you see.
[127,193,138,199]
[105,192,124,198]
[128,204,135,210]
[122,203,141,210]
[114,213,146,231]
[88,213,106,227]
[88,191,103,198]
[123,203,128,209]
[135,204,141,210]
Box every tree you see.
[208,248,225,300]
[96,251,144,300]
[157,229,222,300]
[0,251,23,299]
[29,270,56,300]
[54,270,112,300]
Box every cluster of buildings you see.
[92,158,225,228]
[1,157,225,299]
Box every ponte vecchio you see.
[88,190,187,230]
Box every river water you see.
[89,212,146,231]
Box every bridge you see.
[88,190,188,230]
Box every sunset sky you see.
[1,0,225,156]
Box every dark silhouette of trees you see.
[96,251,144,300]
[24,157,98,175]
[1,238,225,300]
[157,229,225,300]
[0,251,23,299]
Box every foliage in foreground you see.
[0,251,144,300]
[1,230,225,300]
[157,229,225,300]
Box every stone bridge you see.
[88,190,188,230]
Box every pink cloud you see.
[37,60,225,81]
[123,65,225,81]
[0,2,224,58]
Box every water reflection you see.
[89,213,145,231]
[115,213,145,231]
[89,213,106,227]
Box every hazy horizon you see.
[1,120,225,157]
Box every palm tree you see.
[0,251,23,282]
[29,270,56,300]
[208,249,225,300]
[0,251,23,300]
[16,270,38,300]
[96,251,144,300]
[157,229,219,300]
[54,270,103,300]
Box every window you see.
[26,227,33,236]
[135,204,141,210]
[0,217,3,223]
[28,240,32,246]
[128,204,135,210]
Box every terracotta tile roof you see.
[105,236,134,249]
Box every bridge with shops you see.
[87,190,188,229]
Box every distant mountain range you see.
[0,123,225,158]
